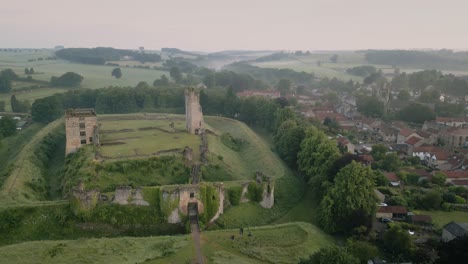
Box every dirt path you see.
[190,218,204,264]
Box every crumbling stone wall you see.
[185,88,204,134]
[183,147,193,165]
[65,108,99,155]
[70,182,99,214]
[113,186,149,206]
[209,183,225,223]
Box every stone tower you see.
[65,108,99,155]
[185,87,203,134]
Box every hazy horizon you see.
[1,0,467,52]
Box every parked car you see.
[381,218,393,223]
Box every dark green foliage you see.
[397,103,435,124]
[111,68,122,79]
[437,236,468,264]
[10,95,31,113]
[169,67,182,83]
[50,72,83,87]
[435,102,464,117]
[0,204,185,246]
[56,47,162,64]
[0,100,4,111]
[383,226,415,260]
[409,189,443,210]
[201,163,233,182]
[0,116,17,137]
[346,240,379,264]
[31,96,63,123]
[346,65,377,77]
[247,182,263,203]
[356,95,384,118]
[0,69,17,93]
[220,133,245,151]
[142,188,161,209]
[227,186,242,206]
[302,246,359,264]
[204,185,219,221]
[274,120,306,170]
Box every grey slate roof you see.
[443,221,468,237]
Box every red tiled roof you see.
[432,151,450,161]
[414,146,442,153]
[436,117,468,123]
[314,112,346,122]
[360,155,374,163]
[412,215,432,223]
[399,128,413,137]
[378,206,408,214]
[442,171,468,179]
[416,130,432,139]
[384,172,399,182]
[405,136,422,146]
[452,179,468,186]
[337,136,350,146]
[405,169,431,178]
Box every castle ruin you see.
[185,87,204,134]
[65,108,100,155]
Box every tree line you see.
[56,47,162,65]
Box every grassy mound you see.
[202,222,334,264]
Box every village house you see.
[441,221,468,242]
[441,127,468,147]
[376,206,408,220]
[336,135,355,154]
[408,214,432,225]
[440,171,468,186]
[384,172,401,187]
[436,117,468,128]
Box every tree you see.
[31,96,63,123]
[397,90,410,101]
[10,95,19,112]
[432,172,447,186]
[346,240,379,264]
[274,120,306,169]
[153,74,169,86]
[319,161,378,233]
[0,116,17,137]
[370,144,388,161]
[111,68,122,79]
[0,69,15,93]
[302,246,359,264]
[10,95,31,113]
[50,72,83,87]
[383,226,414,259]
[170,67,183,83]
[379,153,401,171]
[0,100,5,112]
[277,79,292,96]
[397,103,435,123]
[330,54,339,63]
[24,68,30,75]
[356,95,384,118]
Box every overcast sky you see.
[1,0,467,52]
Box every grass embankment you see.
[202,222,334,264]
[204,116,305,227]
[0,235,192,264]
[0,119,65,207]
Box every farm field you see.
[98,114,199,159]
[0,50,169,89]
[0,87,68,112]
[201,222,333,264]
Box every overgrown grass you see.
[202,222,334,264]
[0,235,192,264]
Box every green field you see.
[99,114,199,159]
[0,87,69,111]
[0,235,193,264]
[202,222,333,264]
[0,50,169,89]
[414,210,468,229]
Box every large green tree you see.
[169,67,183,83]
[50,72,83,87]
[277,78,292,96]
[302,246,359,264]
[111,68,122,79]
[0,116,17,137]
[319,161,378,233]
[383,226,414,260]
[397,103,435,123]
[274,120,306,169]
[356,95,384,118]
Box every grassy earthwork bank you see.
[0,222,331,264]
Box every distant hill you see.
[55,47,162,65]
[363,49,468,70]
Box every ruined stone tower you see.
[185,87,204,134]
[65,108,99,155]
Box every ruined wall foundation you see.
[185,87,204,134]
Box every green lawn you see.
[0,235,192,264]
[0,87,69,111]
[202,222,334,264]
[99,115,199,159]
[414,210,468,229]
